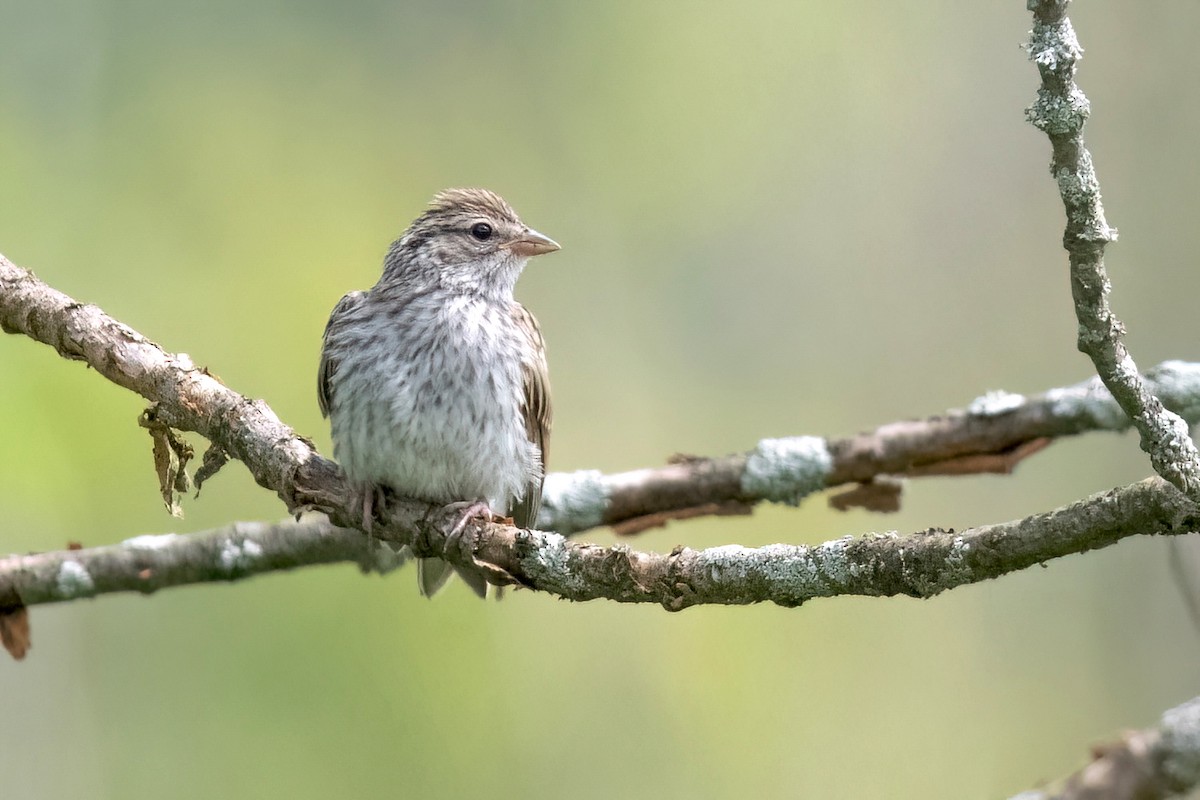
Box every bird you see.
[317,187,557,597]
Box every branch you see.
[7,251,1200,542]
[0,254,329,515]
[1026,0,1200,500]
[0,519,404,606]
[4,254,1200,614]
[1011,695,1200,800]
[543,363,1200,534]
[2,476,1198,613]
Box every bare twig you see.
[1026,0,1200,499]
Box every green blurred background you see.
[3,1,1199,797]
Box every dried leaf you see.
[139,407,193,517]
[150,426,182,516]
[829,478,904,513]
[0,590,30,660]
[610,501,752,536]
[905,437,1053,477]
[666,452,707,466]
[194,444,231,495]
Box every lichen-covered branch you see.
[543,362,1200,535]
[1010,695,1200,800]
[0,519,405,606]
[6,251,1200,538]
[0,255,330,515]
[1,250,1192,543]
[5,253,1200,615]
[1026,0,1200,499]
[1,476,1197,612]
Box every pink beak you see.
[509,228,561,258]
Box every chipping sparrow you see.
[318,188,557,596]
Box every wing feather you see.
[317,291,367,418]
[509,302,551,529]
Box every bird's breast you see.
[329,294,539,508]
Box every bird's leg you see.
[358,483,388,562]
[433,499,496,596]
[361,485,374,536]
[441,498,497,557]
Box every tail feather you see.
[417,557,487,598]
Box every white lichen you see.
[1027,19,1083,72]
[967,390,1026,416]
[1026,86,1090,135]
[1148,361,1200,422]
[218,539,264,573]
[56,560,95,598]
[123,533,181,550]
[525,531,588,594]
[741,436,832,506]
[538,469,609,534]
[942,536,973,585]
[810,536,855,586]
[1054,164,1100,205]
[1044,377,1130,430]
[702,545,750,584]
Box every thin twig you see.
[1026,0,1200,499]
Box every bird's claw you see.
[445,499,497,541]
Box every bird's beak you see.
[509,228,560,258]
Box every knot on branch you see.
[662,545,700,611]
[1026,86,1090,136]
[1027,18,1082,75]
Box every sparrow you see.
[318,188,557,596]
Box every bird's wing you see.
[317,290,367,418]
[509,301,551,529]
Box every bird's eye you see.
[470,222,493,241]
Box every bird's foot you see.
[421,500,498,597]
[444,499,498,539]
[442,499,499,570]
[434,500,524,596]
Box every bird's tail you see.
[417,556,487,598]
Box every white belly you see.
[329,293,539,511]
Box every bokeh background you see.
[3,1,1199,797]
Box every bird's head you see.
[382,187,559,299]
